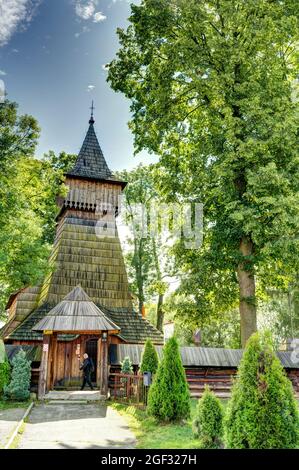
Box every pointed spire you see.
[89,100,95,125]
[66,103,112,181]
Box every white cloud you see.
[75,1,106,23]
[75,1,95,20]
[0,0,41,47]
[87,84,95,91]
[0,70,6,76]
[93,11,106,22]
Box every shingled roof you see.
[32,286,121,333]
[66,114,112,181]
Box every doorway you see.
[85,338,97,383]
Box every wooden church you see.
[1,108,163,397]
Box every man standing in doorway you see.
[79,353,94,390]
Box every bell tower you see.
[38,105,132,309]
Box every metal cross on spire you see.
[89,100,95,124]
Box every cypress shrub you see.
[140,339,159,375]
[147,336,190,422]
[121,356,133,375]
[193,386,224,448]
[4,349,31,401]
[225,331,299,449]
[120,356,133,389]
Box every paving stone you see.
[17,403,136,449]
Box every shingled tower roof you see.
[66,103,112,181]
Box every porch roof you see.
[32,285,120,334]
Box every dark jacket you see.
[80,358,94,375]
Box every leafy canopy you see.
[108,0,299,335]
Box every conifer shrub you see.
[4,349,31,401]
[121,356,133,375]
[140,339,159,375]
[225,331,299,449]
[193,386,224,448]
[120,356,134,390]
[147,336,190,422]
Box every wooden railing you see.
[109,373,147,405]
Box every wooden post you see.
[50,333,58,389]
[96,336,101,388]
[38,334,51,400]
[100,333,108,396]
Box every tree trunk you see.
[237,237,257,347]
[156,293,164,332]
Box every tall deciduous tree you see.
[117,165,174,331]
[108,0,299,346]
[0,100,76,314]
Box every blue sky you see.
[0,0,155,170]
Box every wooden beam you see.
[38,334,51,399]
[96,337,101,388]
[100,336,108,396]
[50,333,58,389]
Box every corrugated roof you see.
[111,344,299,369]
[32,286,121,333]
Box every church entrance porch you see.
[31,286,121,400]
[47,335,103,392]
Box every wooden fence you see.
[109,373,147,405]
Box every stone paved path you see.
[17,403,136,449]
[0,407,26,448]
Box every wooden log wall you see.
[108,365,299,399]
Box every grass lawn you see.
[110,399,228,449]
[0,400,28,411]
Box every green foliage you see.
[140,339,159,375]
[147,337,190,422]
[0,340,10,395]
[121,356,134,375]
[0,360,10,395]
[4,349,31,401]
[193,386,224,449]
[225,331,299,449]
[116,164,175,328]
[108,0,299,342]
[164,293,241,348]
[0,100,77,313]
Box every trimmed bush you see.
[147,336,190,422]
[193,386,223,448]
[4,349,31,401]
[225,331,299,449]
[121,356,133,375]
[140,339,159,375]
